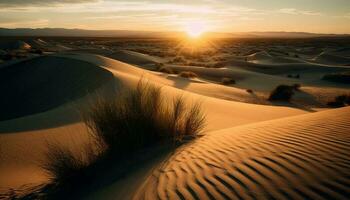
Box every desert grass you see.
[268,85,295,101]
[221,77,236,85]
[179,71,198,78]
[158,67,175,74]
[323,72,350,84]
[327,94,350,107]
[22,79,206,198]
[246,89,254,94]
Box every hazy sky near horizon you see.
[0,0,349,33]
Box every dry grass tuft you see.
[179,71,198,78]
[221,77,236,85]
[35,79,206,198]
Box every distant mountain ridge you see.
[0,28,349,38]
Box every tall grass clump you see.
[33,80,206,198]
[84,80,205,156]
[40,141,103,196]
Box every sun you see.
[184,21,207,38]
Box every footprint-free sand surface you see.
[0,47,349,199]
[135,107,350,200]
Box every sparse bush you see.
[31,49,44,54]
[322,72,350,84]
[33,80,206,198]
[292,83,301,91]
[159,67,174,74]
[221,77,236,85]
[172,56,185,64]
[287,74,293,78]
[246,89,253,93]
[2,53,15,61]
[40,140,103,196]
[84,80,205,155]
[295,74,300,79]
[268,85,295,101]
[179,71,198,78]
[327,94,350,108]
[154,62,164,69]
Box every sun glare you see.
[184,21,207,38]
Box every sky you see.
[0,0,349,34]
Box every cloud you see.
[278,8,322,16]
[0,19,49,28]
[0,0,99,7]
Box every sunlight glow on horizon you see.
[184,21,208,38]
[0,0,349,34]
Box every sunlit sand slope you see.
[135,107,350,200]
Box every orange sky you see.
[0,0,349,34]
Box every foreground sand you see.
[135,107,350,200]
[0,52,349,199]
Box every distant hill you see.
[0,28,348,38]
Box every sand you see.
[134,107,350,200]
[0,43,349,199]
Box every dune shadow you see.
[0,55,115,122]
[165,74,205,89]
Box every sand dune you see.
[313,52,350,65]
[26,39,71,51]
[107,50,166,67]
[135,107,350,200]
[0,40,31,50]
[0,55,114,121]
[0,50,348,199]
[0,52,307,191]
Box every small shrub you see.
[295,74,300,79]
[2,53,15,61]
[172,56,185,63]
[154,62,164,69]
[292,83,301,91]
[221,77,236,85]
[33,80,206,198]
[40,140,103,195]
[287,74,293,78]
[179,71,198,78]
[159,67,174,74]
[268,85,295,101]
[322,72,350,84]
[31,49,44,54]
[327,94,350,108]
[246,89,253,93]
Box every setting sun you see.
[184,21,207,38]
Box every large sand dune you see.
[135,107,350,200]
[0,55,114,121]
[0,51,349,199]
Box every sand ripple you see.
[135,107,350,200]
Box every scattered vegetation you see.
[1,53,15,61]
[30,49,44,55]
[268,85,296,101]
[322,72,350,84]
[246,89,254,94]
[158,67,175,74]
[221,77,236,85]
[287,74,301,79]
[327,94,350,108]
[25,80,206,198]
[292,83,301,91]
[179,71,198,78]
